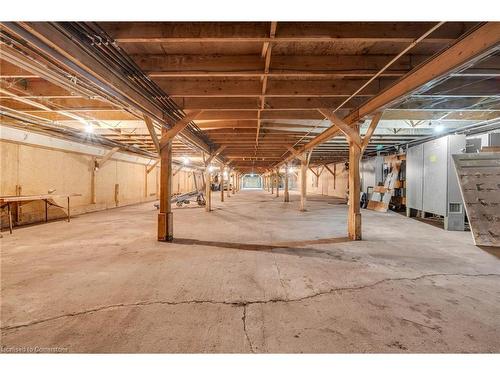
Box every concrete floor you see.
[1,189,499,353]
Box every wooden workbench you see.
[0,194,82,234]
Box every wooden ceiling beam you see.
[154,77,396,97]
[103,22,472,43]
[172,97,364,110]
[138,54,428,77]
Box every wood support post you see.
[158,128,173,242]
[275,169,279,197]
[348,140,362,240]
[271,173,274,195]
[205,170,211,212]
[220,169,225,202]
[91,157,97,204]
[232,172,236,195]
[300,159,307,211]
[284,166,290,203]
[334,164,337,190]
[144,165,148,198]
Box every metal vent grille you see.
[449,203,462,213]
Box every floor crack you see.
[242,305,255,353]
[273,254,288,299]
[3,273,499,332]
[400,318,442,333]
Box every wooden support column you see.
[271,173,274,195]
[319,108,364,240]
[275,169,279,198]
[348,140,362,240]
[91,157,97,204]
[334,164,337,190]
[144,165,148,198]
[220,168,225,202]
[204,169,211,212]
[300,158,307,211]
[158,128,173,242]
[284,165,290,203]
[232,172,236,195]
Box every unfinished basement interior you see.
[1,21,499,354]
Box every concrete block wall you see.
[0,138,199,227]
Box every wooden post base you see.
[348,212,361,240]
[158,212,173,242]
[284,192,290,202]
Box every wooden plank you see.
[367,201,389,212]
[0,194,81,203]
[481,146,500,152]
[103,22,469,43]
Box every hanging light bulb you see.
[84,122,94,133]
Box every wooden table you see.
[0,194,81,234]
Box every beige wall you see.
[295,162,349,199]
[0,140,200,227]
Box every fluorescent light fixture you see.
[434,125,444,133]
[182,156,190,165]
